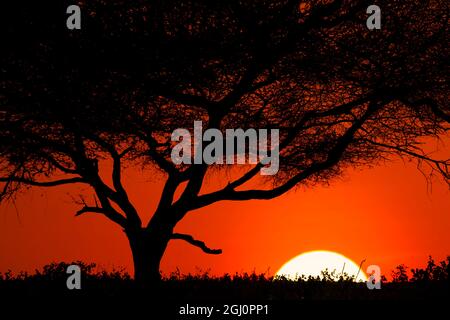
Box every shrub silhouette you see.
[1,256,449,300]
[392,264,409,283]
[411,256,450,282]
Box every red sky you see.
[0,154,449,279]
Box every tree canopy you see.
[1,0,449,282]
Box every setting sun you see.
[1,0,449,312]
[276,251,368,282]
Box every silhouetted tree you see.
[1,0,449,285]
[411,256,450,282]
[392,264,409,283]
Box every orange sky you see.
[0,155,449,279]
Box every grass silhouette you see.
[0,256,448,300]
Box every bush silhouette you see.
[392,264,409,283]
[411,256,450,282]
[1,256,449,300]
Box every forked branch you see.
[171,233,222,254]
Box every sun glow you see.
[276,250,367,282]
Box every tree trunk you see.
[126,227,171,288]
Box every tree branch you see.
[189,101,381,209]
[75,206,106,216]
[171,233,222,254]
[160,90,216,111]
[362,139,450,181]
[0,176,86,187]
[407,98,450,124]
[75,205,128,228]
[227,164,264,190]
[44,154,78,174]
[144,134,181,176]
[74,132,142,227]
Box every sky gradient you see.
[1,154,449,279]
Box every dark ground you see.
[0,258,448,318]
